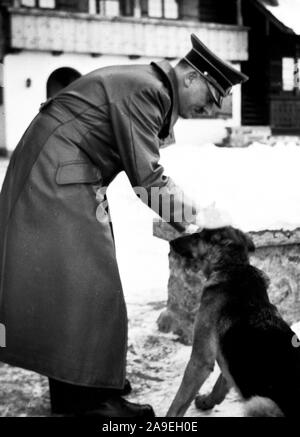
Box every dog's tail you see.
[244,396,284,417]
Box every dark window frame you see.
[120,0,135,17]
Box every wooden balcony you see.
[8,7,248,61]
[270,94,300,134]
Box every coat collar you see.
[151,60,179,135]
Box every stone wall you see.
[154,220,300,344]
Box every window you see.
[148,0,162,17]
[20,0,55,7]
[164,0,178,19]
[20,0,36,6]
[39,0,55,8]
[148,0,178,19]
[47,67,81,98]
[88,0,179,19]
[120,0,134,16]
[282,57,300,91]
[140,0,148,16]
[90,0,120,16]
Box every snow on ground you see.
[108,141,300,301]
[1,141,300,416]
[160,141,300,232]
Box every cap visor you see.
[205,80,223,108]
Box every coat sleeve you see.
[110,87,197,232]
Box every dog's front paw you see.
[195,394,215,411]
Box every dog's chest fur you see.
[198,264,300,404]
[198,264,271,395]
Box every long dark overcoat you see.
[0,61,192,388]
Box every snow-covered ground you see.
[1,140,300,416]
[108,140,300,303]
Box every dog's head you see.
[170,226,255,276]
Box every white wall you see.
[4,51,160,151]
[3,51,241,151]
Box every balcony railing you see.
[270,94,300,133]
[8,7,248,61]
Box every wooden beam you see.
[237,0,243,26]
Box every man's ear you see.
[183,70,198,88]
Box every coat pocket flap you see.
[56,161,102,185]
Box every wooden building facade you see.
[241,0,300,133]
[2,0,299,150]
[0,0,250,151]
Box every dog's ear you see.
[170,234,199,259]
[244,233,255,253]
[211,227,255,253]
[205,227,238,247]
[255,267,271,288]
[235,229,255,253]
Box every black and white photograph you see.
[1,0,300,423]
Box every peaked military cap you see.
[184,33,249,108]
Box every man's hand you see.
[183,203,233,235]
[185,223,201,234]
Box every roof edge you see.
[253,0,297,35]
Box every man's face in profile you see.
[177,71,220,119]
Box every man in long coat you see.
[0,34,247,416]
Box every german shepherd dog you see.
[166,227,300,417]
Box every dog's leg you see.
[195,373,230,411]
[166,310,217,417]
